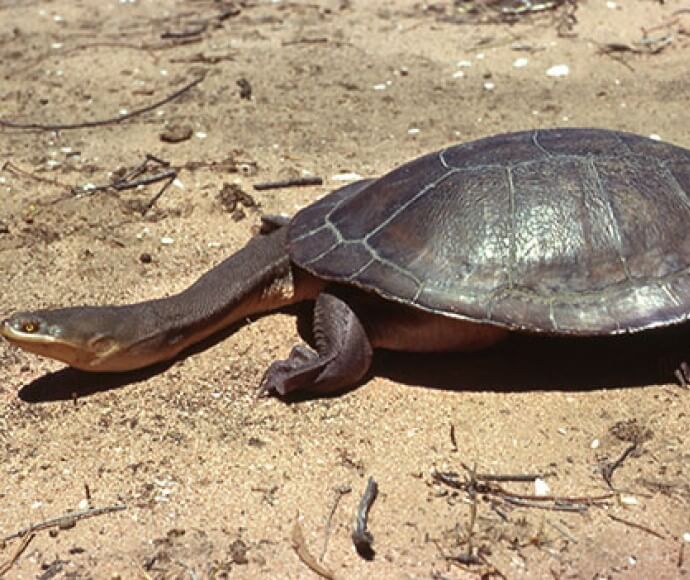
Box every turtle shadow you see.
[373,325,689,393]
[16,309,688,403]
[16,305,310,403]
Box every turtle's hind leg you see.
[259,289,373,396]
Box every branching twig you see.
[601,442,639,489]
[0,75,205,132]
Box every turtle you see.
[3,127,690,396]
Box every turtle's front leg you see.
[259,289,373,396]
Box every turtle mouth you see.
[1,317,100,369]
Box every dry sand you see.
[1,1,689,578]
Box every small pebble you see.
[160,236,174,245]
[620,495,639,506]
[534,478,550,496]
[452,70,465,78]
[408,128,420,135]
[483,81,495,91]
[546,64,570,77]
[682,532,690,542]
[139,253,152,264]
[457,60,472,68]
[649,134,661,141]
[332,172,362,182]
[591,438,600,449]
[513,57,529,68]
[78,499,90,510]
[195,131,207,139]
[373,83,387,91]
[119,108,128,116]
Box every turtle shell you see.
[288,128,690,335]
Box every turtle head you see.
[1,306,157,371]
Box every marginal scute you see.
[289,128,690,335]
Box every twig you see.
[1,161,72,189]
[320,485,351,561]
[253,176,323,191]
[74,154,177,214]
[0,532,35,576]
[606,513,666,540]
[2,504,127,543]
[291,518,336,580]
[502,497,588,512]
[460,462,544,482]
[161,22,208,39]
[547,520,578,543]
[0,75,205,131]
[352,476,378,560]
[449,424,458,452]
[602,442,638,489]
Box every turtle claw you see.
[674,361,690,388]
[258,345,322,397]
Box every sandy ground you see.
[1,0,690,578]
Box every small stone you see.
[590,438,600,449]
[160,236,174,245]
[534,478,550,496]
[332,172,362,182]
[546,64,570,77]
[682,532,690,542]
[139,253,152,264]
[620,495,639,506]
[160,124,193,143]
[230,539,249,564]
[513,57,529,68]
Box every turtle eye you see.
[21,321,39,333]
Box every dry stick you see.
[0,75,205,131]
[0,532,35,576]
[2,504,127,543]
[291,519,336,580]
[456,464,482,566]
[352,476,378,560]
[320,485,351,562]
[502,497,589,512]
[602,442,638,489]
[460,462,544,482]
[606,513,667,540]
[1,160,72,189]
[253,176,324,191]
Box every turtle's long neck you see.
[143,226,320,351]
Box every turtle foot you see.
[674,361,690,388]
[258,345,324,397]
